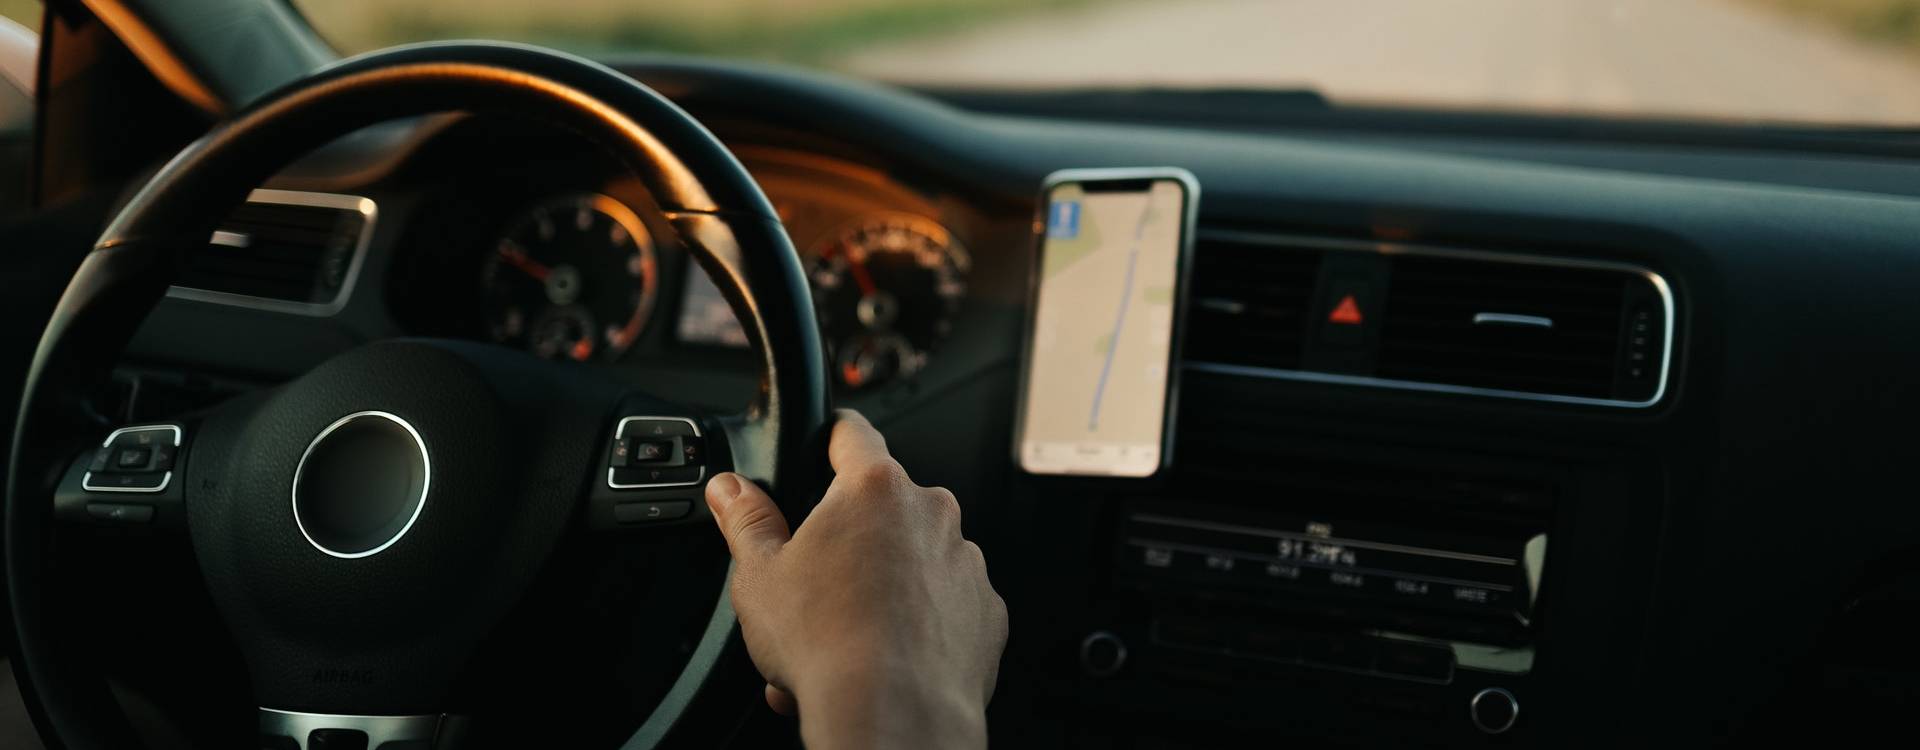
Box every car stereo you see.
[1119,509,1545,644]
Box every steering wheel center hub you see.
[292,411,431,559]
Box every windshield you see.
[296,0,1920,127]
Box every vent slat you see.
[175,198,364,305]
[1183,238,1321,370]
[1378,256,1633,399]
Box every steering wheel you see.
[6,42,829,748]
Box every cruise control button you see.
[150,444,177,471]
[613,466,703,487]
[92,473,167,491]
[609,437,633,468]
[86,503,154,524]
[116,447,152,469]
[614,500,691,524]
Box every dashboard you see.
[98,57,1920,747]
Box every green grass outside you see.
[1742,0,1920,52]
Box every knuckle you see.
[926,486,963,521]
[850,461,908,494]
[960,539,987,567]
[983,588,1010,640]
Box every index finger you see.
[828,409,897,477]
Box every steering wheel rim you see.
[6,41,828,748]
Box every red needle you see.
[831,245,877,296]
[498,245,551,281]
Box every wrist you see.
[794,661,987,750]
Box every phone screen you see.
[1016,171,1196,477]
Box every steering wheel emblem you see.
[291,411,432,559]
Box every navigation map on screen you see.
[1018,177,1188,477]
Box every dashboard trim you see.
[165,188,379,317]
[1184,229,1677,409]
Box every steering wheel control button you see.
[633,439,674,462]
[614,500,692,524]
[115,447,152,469]
[613,465,702,486]
[85,502,154,524]
[607,416,706,489]
[81,424,184,494]
[292,411,431,559]
[629,417,695,438]
[1470,687,1519,734]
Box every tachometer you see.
[809,215,968,389]
[482,194,658,362]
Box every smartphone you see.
[1014,168,1199,477]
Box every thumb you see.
[705,473,791,573]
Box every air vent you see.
[1181,231,1673,408]
[1378,256,1659,401]
[1184,235,1320,370]
[170,189,375,315]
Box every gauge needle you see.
[498,245,551,281]
[845,253,878,297]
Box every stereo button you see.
[1079,631,1127,678]
[1377,641,1453,682]
[1301,634,1374,670]
[1470,688,1519,734]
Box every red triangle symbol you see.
[1328,294,1364,325]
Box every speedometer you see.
[481,194,658,362]
[809,215,969,390]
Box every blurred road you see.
[837,0,1920,124]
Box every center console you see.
[996,222,1674,747]
[1037,425,1559,745]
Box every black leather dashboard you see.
[114,56,1920,745]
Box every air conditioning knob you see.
[1079,630,1128,678]
[1469,687,1519,734]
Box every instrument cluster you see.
[462,149,975,392]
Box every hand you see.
[704,410,1008,749]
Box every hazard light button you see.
[1328,295,1364,325]
[1318,280,1378,348]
